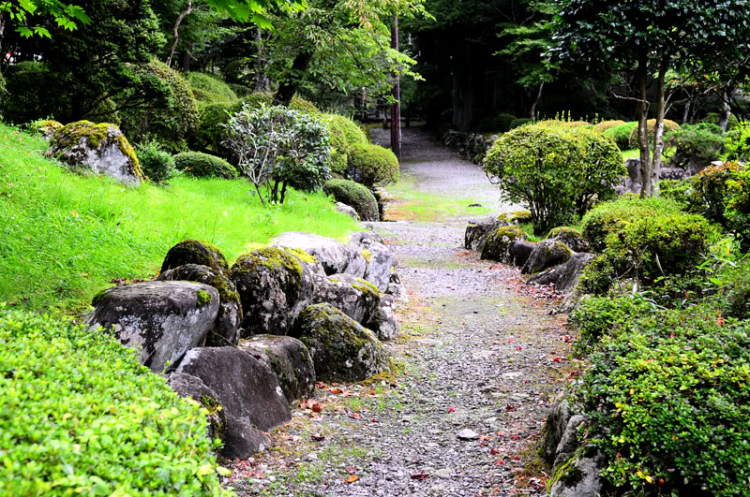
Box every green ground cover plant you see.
[0,124,358,315]
[0,306,229,495]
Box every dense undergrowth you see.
[0,124,358,315]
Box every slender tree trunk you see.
[391,14,401,160]
[273,48,314,107]
[681,90,691,125]
[720,89,732,132]
[650,56,670,197]
[636,55,651,198]
[167,0,193,68]
[254,29,270,92]
[0,13,6,60]
[529,82,544,119]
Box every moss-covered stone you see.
[480,225,526,263]
[196,289,213,307]
[291,303,389,382]
[546,227,589,253]
[29,119,63,140]
[161,239,230,275]
[522,239,574,275]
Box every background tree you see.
[553,0,750,197]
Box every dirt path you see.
[229,128,572,496]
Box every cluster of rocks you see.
[85,232,405,459]
[617,157,720,195]
[465,216,594,294]
[442,130,497,164]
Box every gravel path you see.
[227,128,572,497]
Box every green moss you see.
[233,247,305,301]
[284,247,316,265]
[547,226,581,239]
[54,121,142,177]
[196,289,213,307]
[548,449,585,490]
[354,278,380,296]
[361,249,373,263]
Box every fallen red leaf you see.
[312,403,322,413]
[495,460,504,465]
[330,388,344,394]
[344,475,359,484]
[490,448,500,455]
[448,407,456,413]
[552,357,562,362]
[410,472,429,481]
[348,412,361,420]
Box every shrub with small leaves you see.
[0,307,228,495]
[665,122,725,170]
[627,119,681,148]
[691,161,744,227]
[602,121,637,149]
[174,151,238,179]
[136,141,177,183]
[593,120,626,134]
[347,143,399,187]
[723,120,750,163]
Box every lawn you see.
[0,124,359,316]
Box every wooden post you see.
[391,14,401,160]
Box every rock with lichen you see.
[522,239,574,275]
[167,372,227,443]
[291,303,390,382]
[480,225,527,263]
[271,232,366,278]
[158,264,242,346]
[30,119,63,140]
[313,273,380,328]
[50,121,143,186]
[239,335,316,402]
[349,231,394,292]
[161,239,230,275]
[231,247,317,337]
[85,281,219,372]
[547,227,589,253]
[465,217,509,251]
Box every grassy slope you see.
[0,124,359,316]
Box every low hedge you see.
[325,114,368,175]
[174,152,238,179]
[627,119,681,149]
[347,143,399,187]
[665,123,725,170]
[323,179,379,221]
[0,307,227,495]
[571,303,750,495]
[602,122,637,150]
[186,72,238,105]
[593,120,626,134]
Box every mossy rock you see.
[546,227,589,253]
[323,179,379,221]
[480,226,526,263]
[499,210,532,224]
[167,373,227,444]
[522,239,574,275]
[161,239,230,275]
[29,119,63,140]
[51,121,143,186]
[231,247,316,337]
[239,335,316,402]
[291,303,390,383]
[347,143,400,187]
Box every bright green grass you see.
[0,124,359,316]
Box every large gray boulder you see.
[547,228,589,253]
[161,239,230,275]
[291,304,390,383]
[51,121,143,186]
[173,347,291,458]
[313,273,380,328]
[158,264,242,347]
[528,253,595,293]
[239,335,316,402]
[480,226,527,263]
[549,449,604,497]
[167,373,226,443]
[349,231,394,292]
[508,240,537,267]
[230,247,317,337]
[371,295,400,341]
[522,239,574,275]
[85,281,219,373]
[465,217,508,251]
[271,232,366,278]
[386,273,409,303]
[336,202,360,221]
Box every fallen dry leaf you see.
[344,475,359,484]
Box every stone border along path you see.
[226,127,576,496]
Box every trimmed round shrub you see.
[691,161,744,226]
[536,119,592,129]
[581,196,683,252]
[323,179,379,221]
[347,143,399,187]
[628,119,681,148]
[571,304,750,495]
[186,72,238,105]
[659,178,701,212]
[665,123,725,170]
[136,140,177,183]
[603,121,637,149]
[325,114,368,175]
[509,118,533,129]
[483,124,623,235]
[174,151,238,179]
[120,60,200,153]
[0,307,225,495]
[593,120,626,134]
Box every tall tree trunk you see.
[529,82,544,119]
[254,29,270,92]
[681,90,691,125]
[719,89,732,132]
[390,14,401,160]
[167,0,192,68]
[273,48,314,107]
[0,13,6,60]
[636,55,651,198]
[649,56,670,197]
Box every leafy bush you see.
[137,141,177,183]
[483,124,623,234]
[572,305,750,495]
[2,61,63,124]
[536,119,591,129]
[325,114,368,175]
[28,119,63,139]
[658,179,697,211]
[581,196,683,252]
[224,103,331,204]
[174,151,238,179]
[475,112,517,133]
[186,72,238,105]
[347,143,399,187]
[627,119,681,148]
[509,118,533,129]
[691,161,744,226]
[0,307,227,495]
[665,122,725,170]
[726,167,750,246]
[120,60,200,153]
[723,120,750,163]
[593,120,626,134]
[701,111,739,131]
[602,121,637,149]
[323,179,379,221]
